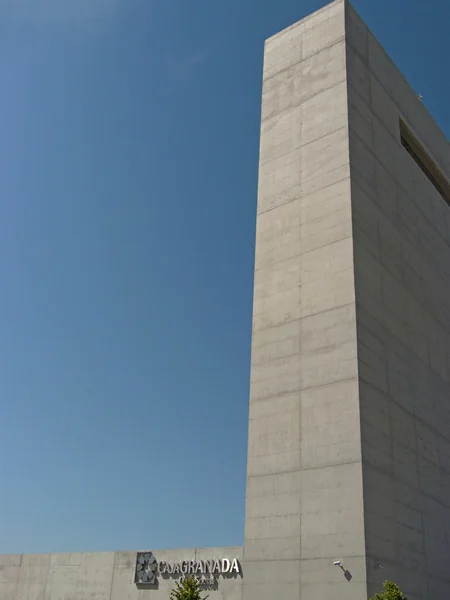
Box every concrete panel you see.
[301,9,345,61]
[244,537,301,561]
[243,560,300,584]
[346,3,368,60]
[113,551,136,567]
[18,565,49,584]
[251,316,356,370]
[261,40,346,124]
[255,197,352,265]
[301,127,349,185]
[263,23,303,81]
[242,582,300,600]
[49,553,76,566]
[245,492,300,520]
[0,583,17,600]
[110,564,139,600]
[248,411,301,457]
[219,584,243,600]
[245,514,301,541]
[301,530,365,560]
[22,554,51,567]
[249,392,299,420]
[0,555,21,566]
[42,553,116,600]
[256,177,350,237]
[0,565,20,583]
[246,471,301,498]
[16,583,47,600]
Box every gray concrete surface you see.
[346,3,450,598]
[244,0,449,598]
[0,547,243,600]
[243,2,366,599]
[2,2,449,599]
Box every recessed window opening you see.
[400,119,450,207]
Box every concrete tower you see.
[243,1,450,599]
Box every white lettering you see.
[205,560,213,573]
[151,557,241,580]
[221,558,230,573]
[230,559,240,574]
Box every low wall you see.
[0,546,243,600]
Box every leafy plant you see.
[370,580,408,600]
[170,576,209,600]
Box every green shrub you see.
[170,576,209,600]
[370,580,408,600]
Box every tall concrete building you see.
[1,1,449,599]
[244,0,450,599]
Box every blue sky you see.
[0,0,448,555]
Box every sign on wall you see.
[135,551,241,588]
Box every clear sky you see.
[0,0,448,555]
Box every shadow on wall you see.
[334,561,352,582]
[137,568,244,591]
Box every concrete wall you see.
[244,0,450,598]
[346,4,450,600]
[0,547,243,600]
[243,1,367,599]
